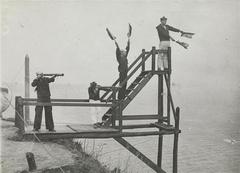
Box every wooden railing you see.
[14,86,123,132]
[101,47,171,102]
[15,46,176,134]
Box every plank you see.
[114,137,166,173]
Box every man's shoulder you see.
[166,24,171,28]
[156,24,162,29]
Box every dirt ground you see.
[0,120,111,173]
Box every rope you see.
[4,96,66,173]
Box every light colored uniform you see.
[158,41,170,70]
[89,99,102,124]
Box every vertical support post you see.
[168,47,172,73]
[118,101,123,132]
[15,96,20,128]
[15,96,24,133]
[112,88,117,127]
[173,107,180,173]
[157,68,164,168]
[25,54,30,124]
[152,47,156,71]
[167,48,171,125]
[26,152,37,171]
[142,49,145,72]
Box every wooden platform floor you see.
[23,124,178,140]
[24,124,120,139]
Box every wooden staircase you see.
[101,71,153,124]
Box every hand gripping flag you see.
[181,32,195,39]
[106,28,116,40]
[127,23,132,37]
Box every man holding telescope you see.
[31,72,63,132]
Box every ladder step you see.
[132,82,140,85]
[152,122,175,131]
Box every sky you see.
[1,0,240,90]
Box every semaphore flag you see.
[106,28,116,40]
[128,23,132,37]
[176,41,189,49]
[181,32,195,39]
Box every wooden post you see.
[152,47,156,71]
[118,101,123,132]
[173,107,180,173]
[112,89,117,127]
[142,49,145,71]
[15,96,24,132]
[26,152,37,171]
[167,48,171,125]
[157,71,164,167]
[15,96,20,128]
[114,137,166,173]
[168,47,172,74]
[25,55,30,124]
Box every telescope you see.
[42,73,64,77]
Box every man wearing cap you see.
[31,72,57,132]
[156,16,183,70]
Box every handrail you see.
[22,101,114,107]
[105,50,152,102]
[100,52,144,100]
[163,74,176,120]
[120,51,152,87]
[23,98,90,102]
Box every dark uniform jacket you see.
[88,86,100,101]
[32,77,55,99]
[156,24,181,41]
[116,40,130,73]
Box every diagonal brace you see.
[114,137,166,173]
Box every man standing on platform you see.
[156,16,183,70]
[32,72,57,132]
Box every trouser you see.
[118,70,127,100]
[158,41,170,70]
[34,97,54,130]
[90,100,102,123]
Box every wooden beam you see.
[158,71,164,168]
[115,114,165,120]
[23,130,175,140]
[24,55,30,124]
[173,107,180,173]
[152,47,156,71]
[23,102,114,107]
[142,49,145,71]
[23,98,89,102]
[114,137,166,173]
[164,74,176,119]
[115,124,155,129]
[15,96,24,132]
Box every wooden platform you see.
[23,124,177,140]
